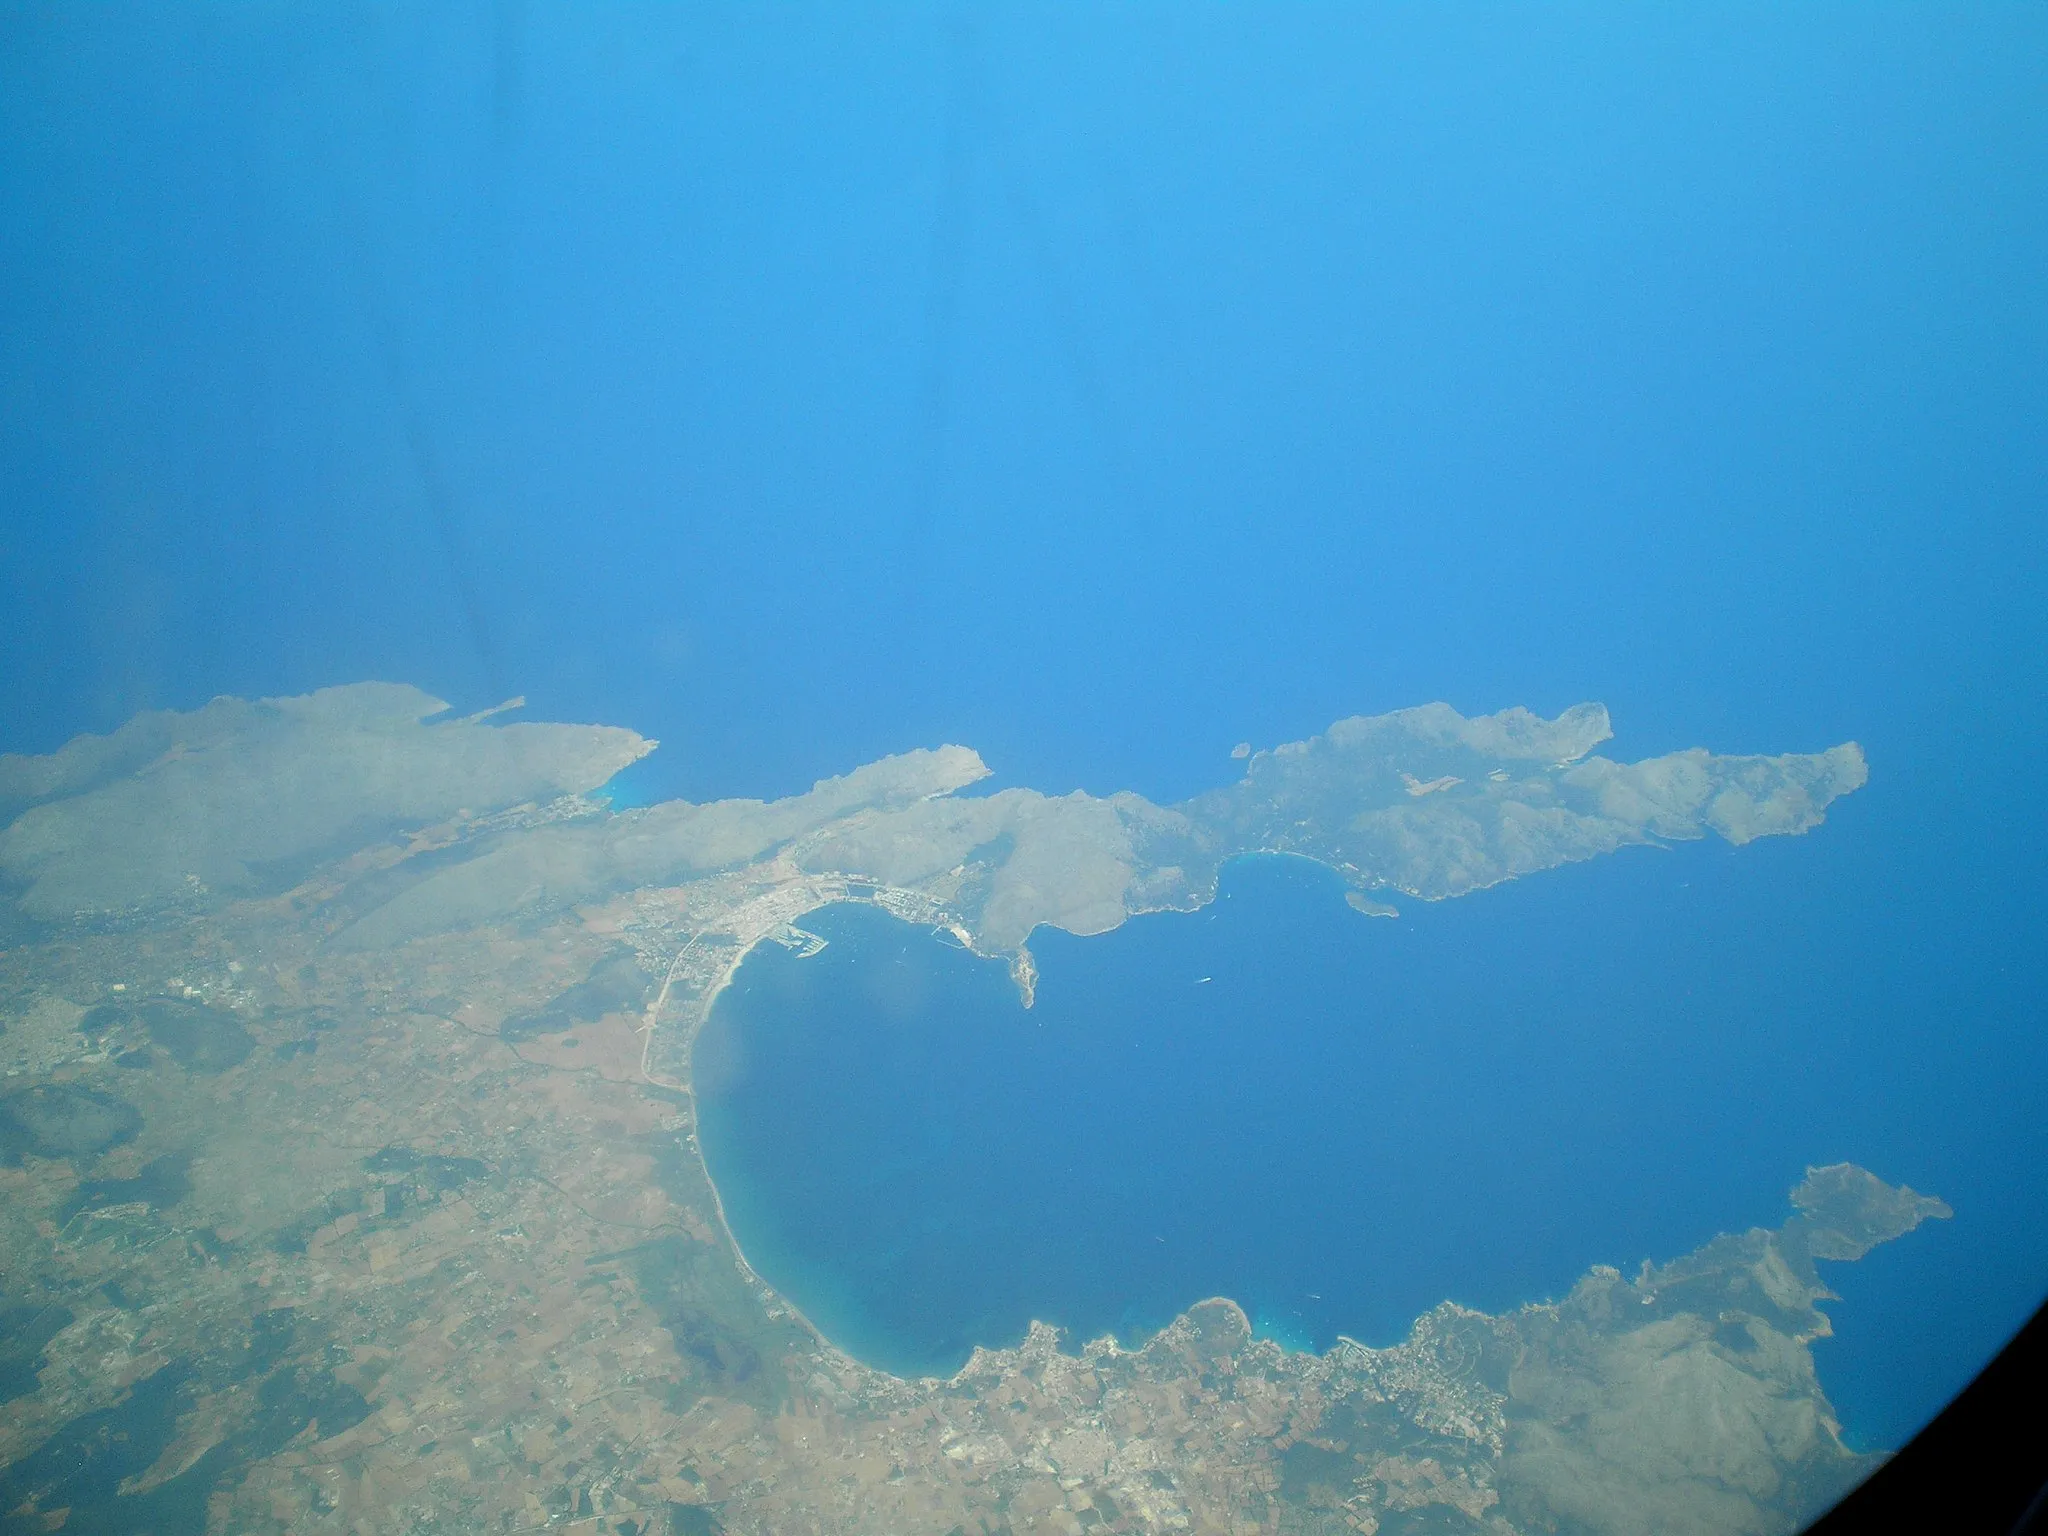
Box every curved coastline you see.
[655,860,1602,1383]
[660,891,1291,1386]
[652,864,1949,1411]
[660,876,1449,1386]
[637,899,854,1371]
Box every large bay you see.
[697,818,2038,1449]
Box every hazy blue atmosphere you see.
[4,0,2046,1463]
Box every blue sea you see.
[4,2,2044,1457]
[699,805,2045,1450]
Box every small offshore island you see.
[0,684,1933,1535]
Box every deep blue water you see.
[2,2,2044,1455]
[700,809,2047,1449]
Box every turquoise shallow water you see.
[697,824,2048,1450]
